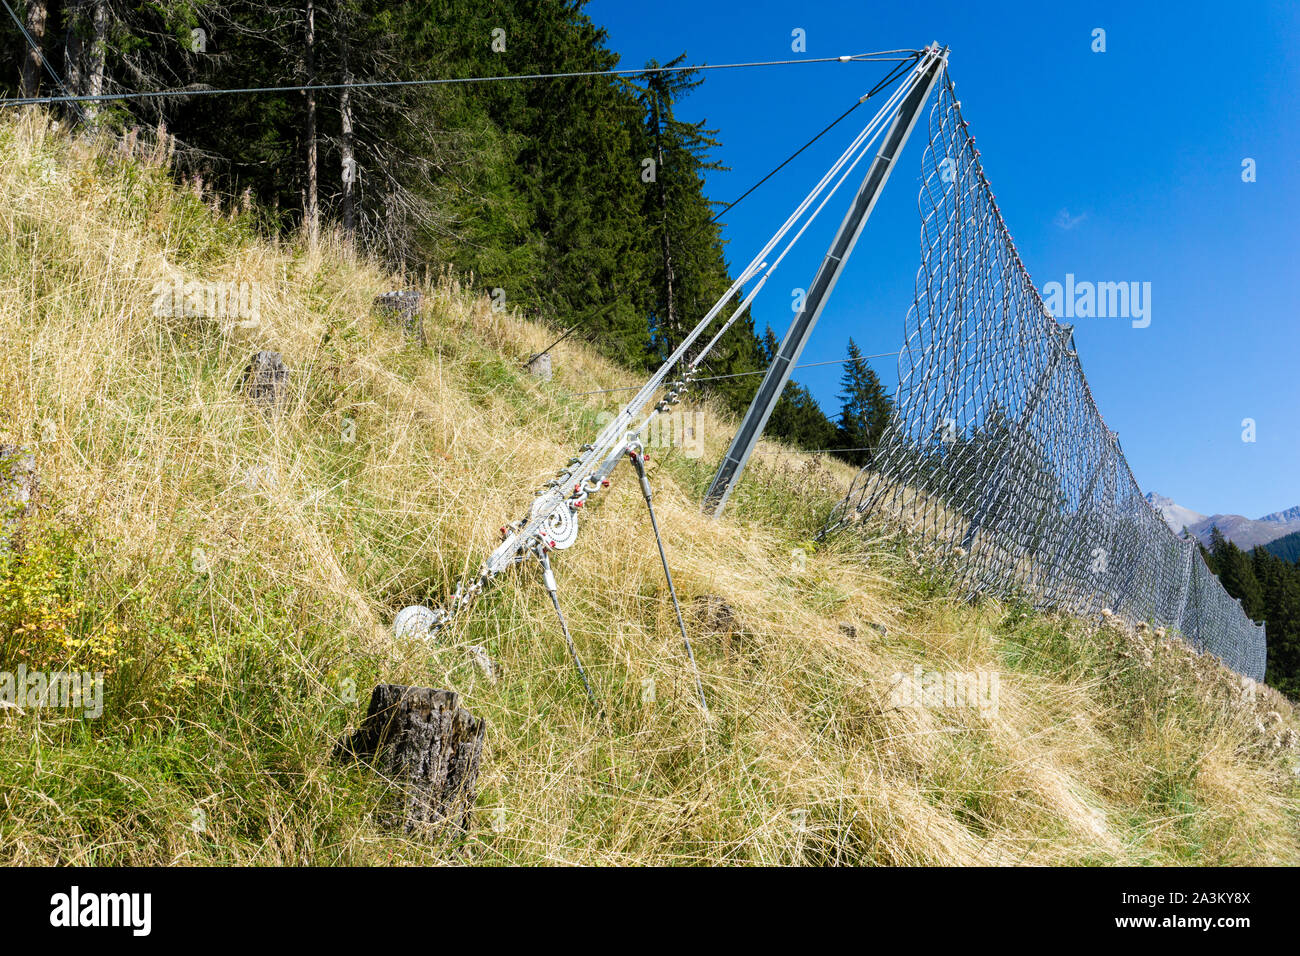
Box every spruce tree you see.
[835,337,892,466]
[1210,527,1265,620]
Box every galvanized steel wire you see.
[823,72,1267,681]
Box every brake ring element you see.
[530,497,579,550]
[394,604,444,639]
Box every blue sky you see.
[585,0,1299,519]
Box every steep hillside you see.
[1,113,1298,866]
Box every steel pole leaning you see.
[427,61,917,615]
[392,56,943,682]
[704,46,949,516]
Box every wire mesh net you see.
[823,72,1266,681]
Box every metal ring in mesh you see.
[822,71,1266,682]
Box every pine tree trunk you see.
[652,93,677,347]
[19,0,48,98]
[340,25,355,244]
[85,0,108,121]
[303,0,319,245]
[63,2,85,99]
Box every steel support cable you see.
[396,52,943,651]
[705,53,921,226]
[0,0,90,125]
[572,351,903,397]
[713,55,931,313]
[0,50,923,108]
[623,54,927,427]
[688,59,930,370]
[537,551,599,709]
[533,56,922,366]
[628,447,708,713]
[621,58,931,460]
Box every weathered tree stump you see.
[334,684,486,837]
[0,444,36,552]
[525,351,552,381]
[241,350,289,413]
[692,594,738,635]
[373,290,425,344]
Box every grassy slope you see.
[1,112,1297,866]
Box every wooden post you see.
[334,685,486,836]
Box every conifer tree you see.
[1209,526,1265,619]
[835,337,892,466]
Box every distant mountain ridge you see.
[1144,493,1207,536]
[1260,506,1300,525]
[1144,492,1300,551]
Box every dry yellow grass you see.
[0,110,1296,865]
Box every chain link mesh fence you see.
[823,72,1267,681]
